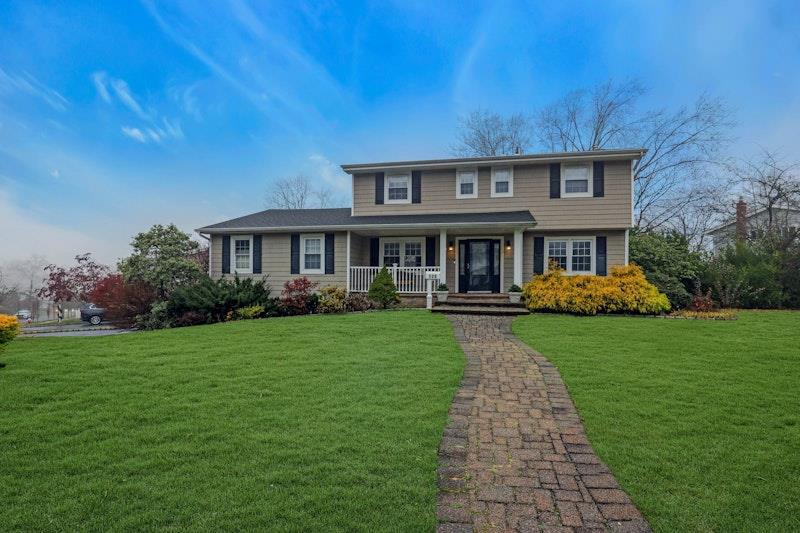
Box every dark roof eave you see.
[196,219,537,234]
[341,148,646,173]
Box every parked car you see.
[80,304,105,325]
[16,309,31,320]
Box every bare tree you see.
[452,109,533,156]
[535,79,734,228]
[266,175,342,209]
[737,150,800,226]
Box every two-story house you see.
[196,148,643,297]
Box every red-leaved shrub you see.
[690,288,716,312]
[279,277,318,315]
[89,274,157,326]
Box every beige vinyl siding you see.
[211,232,348,290]
[352,160,633,230]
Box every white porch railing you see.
[349,266,441,294]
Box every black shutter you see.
[593,161,605,198]
[290,233,300,274]
[412,171,421,203]
[221,235,231,274]
[549,163,561,199]
[596,236,607,276]
[375,172,384,204]
[425,236,436,267]
[369,238,380,266]
[325,233,335,274]
[252,235,262,274]
[533,236,544,275]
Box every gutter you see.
[195,219,538,234]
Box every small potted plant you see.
[436,283,449,303]
[507,284,523,304]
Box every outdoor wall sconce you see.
[505,239,512,250]
[448,240,454,251]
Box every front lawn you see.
[513,311,800,532]
[0,311,464,531]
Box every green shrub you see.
[167,275,274,323]
[702,241,783,308]
[344,292,374,312]
[0,314,20,347]
[135,301,172,330]
[368,267,400,309]
[318,286,346,313]
[436,283,448,292]
[508,284,522,293]
[629,229,704,309]
[523,264,670,315]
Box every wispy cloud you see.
[121,126,147,143]
[0,67,69,112]
[309,153,349,192]
[110,77,149,120]
[91,71,112,103]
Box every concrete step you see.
[438,298,522,308]
[431,305,530,316]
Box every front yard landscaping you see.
[0,311,464,531]
[513,310,800,532]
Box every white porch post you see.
[513,228,523,287]
[345,230,351,293]
[439,228,447,288]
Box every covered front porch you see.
[345,226,528,294]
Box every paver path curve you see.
[437,314,651,532]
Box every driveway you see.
[21,323,133,338]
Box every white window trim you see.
[231,235,253,274]
[378,237,426,267]
[300,233,325,275]
[491,166,514,198]
[561,162,593,198]
[544,236,596,275]
[385,172,411,204]
[456,169,478,199]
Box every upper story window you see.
[301,234,324,274]
[491,167,513,197]
[232,235,253,274]
[386,173,411,204]
[456,169,478,199]
[546,237,594,274]
[562,163,593,197]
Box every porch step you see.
[431,305,530,316]
[439,294,523,308]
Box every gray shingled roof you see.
[197,208,536,232]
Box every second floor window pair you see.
[456,167,513,199]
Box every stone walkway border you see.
[437,314,651,532]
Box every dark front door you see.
[458,239,501,293]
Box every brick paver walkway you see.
[437,315,650,532]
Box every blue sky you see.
[1,0,799,265]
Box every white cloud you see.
[0,189,103,267]
[309,153,349,192]
[91,71,112,103]
[121,126,147,143]
[109,77,149,120]
[50,169,60,179]
[0,66,69,112]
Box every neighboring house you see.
[706,199,800,252]
[196,148,644,295]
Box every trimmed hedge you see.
[523,264,671,315]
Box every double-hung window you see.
[545,237,594,274]
[491,166,513,197]
[232,236,252,274]
[381,238,424,267]
[386,173,410,203]
[300,234,324,274]
[562,163,592,197]
[456,169,477,199]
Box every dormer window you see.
[491,167,513,197]
[385,173,410,204]
[562,163,593,197]
[456,169,478,199]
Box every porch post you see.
[346,230,351,293]
[513,228,523,287]
[439,228,447,288]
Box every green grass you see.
[513,311,800,532]
[0,311,464,532]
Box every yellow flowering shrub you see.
[522,263,671,315]
[0,314,21,346]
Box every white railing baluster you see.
[347,266,441,293]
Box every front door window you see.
[458,239,501,293]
